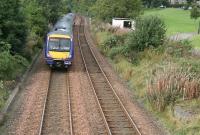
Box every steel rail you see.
[77,17,112,135]
[80,16,142,135]
[38,70,52,135]
[67,72,74,135]
[38,71,73,135]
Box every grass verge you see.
[143,8,200,35]
[190,35,200,48]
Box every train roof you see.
[53,13,75,31]
[47,29,72,38]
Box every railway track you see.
[38,70,73,135]
[78,17,142,135]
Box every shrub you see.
[0,41,11,52]
[0,42,29,80]
[165,40,192,57]
[125,16,166,53]
[100,34,125,55]
[108,46,125,59]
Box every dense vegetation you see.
[90,0,143,22]
[0,0,69,109]
[142,0,169,7]
[71,0,143,22]
[92,11,200,134]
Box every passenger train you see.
[45,13,75,68]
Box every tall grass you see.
[191,35,200,49]
[0,81,9,109]
[147,64,200,111]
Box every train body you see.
[45,13,75,68]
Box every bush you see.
[0,42,29,80]
[100,34,125,55]
[0,52,28,80]
[108,46,125,59]
[165,40,192,57]
[125,16,166,53]
[0,41,11,52]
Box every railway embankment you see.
[0,53,51,134]
[90,18,200,134]
[0,51,41,124]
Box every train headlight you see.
[69,54,72,58]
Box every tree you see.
[142,0,169,8]
[23,0,48,37]
[0,0,27,54]
[191,5,200,20]
[90,0,143,22]
[186,0,194,5]
[190,4,200,34]
[38,0,70,24]
[71,0,97,15]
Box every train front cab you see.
[45,34,74,68]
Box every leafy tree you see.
[142,0,169,8]
[190,4,200,33]
[38,0,70,24]
[71,0,97,15]
[0,0,27,54]
[23,0,48,37]
[191,5,200,20]
[90,0,143,22]
[186,0,194,5]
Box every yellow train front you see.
[45,13,74,68]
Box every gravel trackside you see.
[1,54,51,135]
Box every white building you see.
[112,18,135,30]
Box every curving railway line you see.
[77,17,142,135]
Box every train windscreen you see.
[48,38,70,52]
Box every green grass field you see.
[191,35,200,48]
[143,8,200,35]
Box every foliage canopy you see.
[90,0,143,22]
